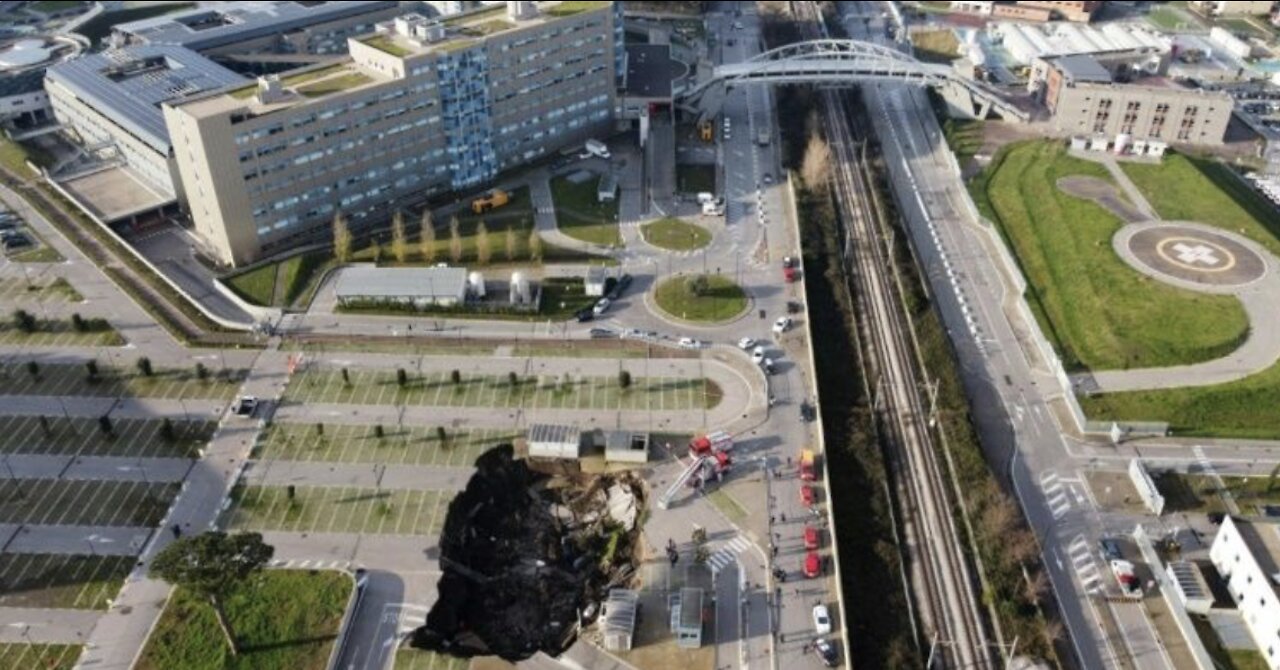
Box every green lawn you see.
[911,29,960,64]
[1120,153,1280,260]
[138,569,351,670]
[676,164,716,194]
[0,644,80,669]
[30,1,87,12]
[225,263,277,306]
[653,274,747,323]
[0,318,125,347]
[0,135,53,177]
[942,119,984,163]
[972,140,1248,372]
[641,218,712,251]
[223,486,452,535]
[75,3,195,44]
[1147,6,1200,30]
[224,250,331,308]
[550,174,621,247]
[394,648,467,670]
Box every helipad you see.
[1125,224,1266,289]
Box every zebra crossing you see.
[706,535,752,574]
[1040,471,1073,520]
[1066,534,1104,596]
[270,558,350,571]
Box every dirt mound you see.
[410,445,642,661]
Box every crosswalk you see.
[1040,471,1073,520]
[270,558,350,571]
[707,535,752,574]
[1067,534,1104,596]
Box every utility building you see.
[332,266,468,308]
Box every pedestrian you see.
[787,456,792,466]
[171,524,181,539]
[770,515,775,524]
[780,512,786,523]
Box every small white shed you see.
[527,424,582,459]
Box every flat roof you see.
[57,165,175,219]
[1231,517,1280,599]
[0,67,45,97]
[624,44,674,99]
[677,587,702,629]
[114,1,400,51]
[528,423,581,445]
[358,1,612,58]
[45,46,247,153]
[603,589,638,635]
[333,266,468,299]
[1054,54,1112,83]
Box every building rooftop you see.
[113,1,399,51]
[1230,517,1280,598]
[624,43,675,99]
[1053,53,1112,83]
[45,45,247,153]
[528,423,582,445]
[358,1,612,58]
[677,587,702,629]
[602,589,638,637]
[333,266,468,300]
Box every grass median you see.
[652,274,746,323]
[138,569,351,670]
[640,217,711,251]
[550,174,621,246]
[972,140,1248,372]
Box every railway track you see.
[788,3,994,667]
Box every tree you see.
[436,425,447,443]
[801,132,833,191]
[505,225,518,262]
[25,360,38,379]
[12,309,35,334]
[369,238,382,264]
[475,220,491,265]
[136,356,153,377]
[450,369,461,385]
[315,422,324,436]
[508,371,519,387]
[70,313,86,332]
[341,367,350,386]
[419,209,437,264]
[39,415,50,436]
[618,370,632,389]
[528,230,543,262]
[397,368,408,387]
[374,424,384,439]
[686,274,710,297]
[150,531,274,656]
[448,216,463,264]
[97,414,113,436]
[160,417,175,442]
[390,210,408,264]
[332,213,352,264]
[195,362,209,381]
[85,359,99,382]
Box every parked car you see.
[589,328,615,339]
[678,337,703,349]
[814,638,839,667]
[804,525,820,550]
[800,401,816,422]
[2,234,32,251]
[592,298,611,316]
[235,396,259,417]
[772,316,792,334]
[608,274,633,300]
[812,603,832,635]
[575,307,594,322]
[763,172,773,185]
[800,484,815,507]
[804,551,821,578]
[738,337,756,350]
[751,346,766,364]
[1099,538,1123,562]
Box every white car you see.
[812,603,832,636]
[592,298,611,316]
[678,337,703,349]
[772,316,792,334]
[751,346,766,364]
[738,337,757,350]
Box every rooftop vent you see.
[256,74,284,104]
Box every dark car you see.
[2,234,32,251]
[1099,538,1123,562]
[814,638,838,667]
[589,328,615,339]
[608,274,633,300]
[574,307,594,323]
[1209,511,1226,525]
[800,401,816,422]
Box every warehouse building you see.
[333,266,468,308]
[1210,516,1280,668]
[1043,55,1232,145]
[164,1,622,267]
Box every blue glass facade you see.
[613,1,626,85]
[437,47,497,190]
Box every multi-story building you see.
[1211,516,1280,669]
[952,1,1103,21]
[1043,54,1232,144]
[165,1,621,267]
[1189,1,1276,17]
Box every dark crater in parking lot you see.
[410,445,644,661]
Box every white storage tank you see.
[510,271,530,305]
[468,271,486,298]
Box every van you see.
[697,192,716,205]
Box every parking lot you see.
[284,368,718,411]
[0,363,244,401]
[258,423,519,466]
[0,416,214,458]
[0,553,133,610]
[0,480,179,527]
[0,205,50,260]
[0,277,80,303]
[0,643,81,669]
[222,485,454,536]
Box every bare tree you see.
[505,224,518,262]
[475,220,491,265]
[528,230,543,262]
[390,210,408,264]
[419,209,436,264]
[332,212,352,264]
[448,216,463,264]
[801,132,832,190]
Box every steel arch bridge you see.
[680,39,1027,122]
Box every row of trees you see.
[333,210,543,266]
[12,309,107,335]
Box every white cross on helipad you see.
[1171,242,1221,267]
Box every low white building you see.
[333,266,468,308]
[585,266,608,297]
[1210,516,1280,666]
[1210,25,1255,60]
[526,423,582,460]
